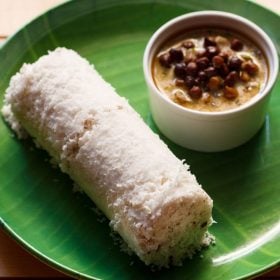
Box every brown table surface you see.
[0,0,279,279]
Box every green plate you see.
[0,0,279,279]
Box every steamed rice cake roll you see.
[1,48,213,267]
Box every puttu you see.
[1,48,213,267]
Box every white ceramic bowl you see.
[143,11,279,152]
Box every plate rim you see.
[0,0,280,279]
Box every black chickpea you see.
[208,76,222,91]
[186,62,198,76]
[185,76,195,88]
[169,48,184,63]
[242,61,259,75]
[212,55,224,68]
[231,38,243,51]
[197,57,209,70]
[158,53,171,68]
[228,56,242,70]
[174,63,187,79]
[224,71,239,86]
[189,86,202,99]
[224,86,239,99]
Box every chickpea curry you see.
[153,29,268,112]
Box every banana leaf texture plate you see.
[0,0,279,279]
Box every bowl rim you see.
[143,10,279,117]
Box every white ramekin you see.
[143,11,279,152]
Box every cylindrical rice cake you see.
[2,48,213,267]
